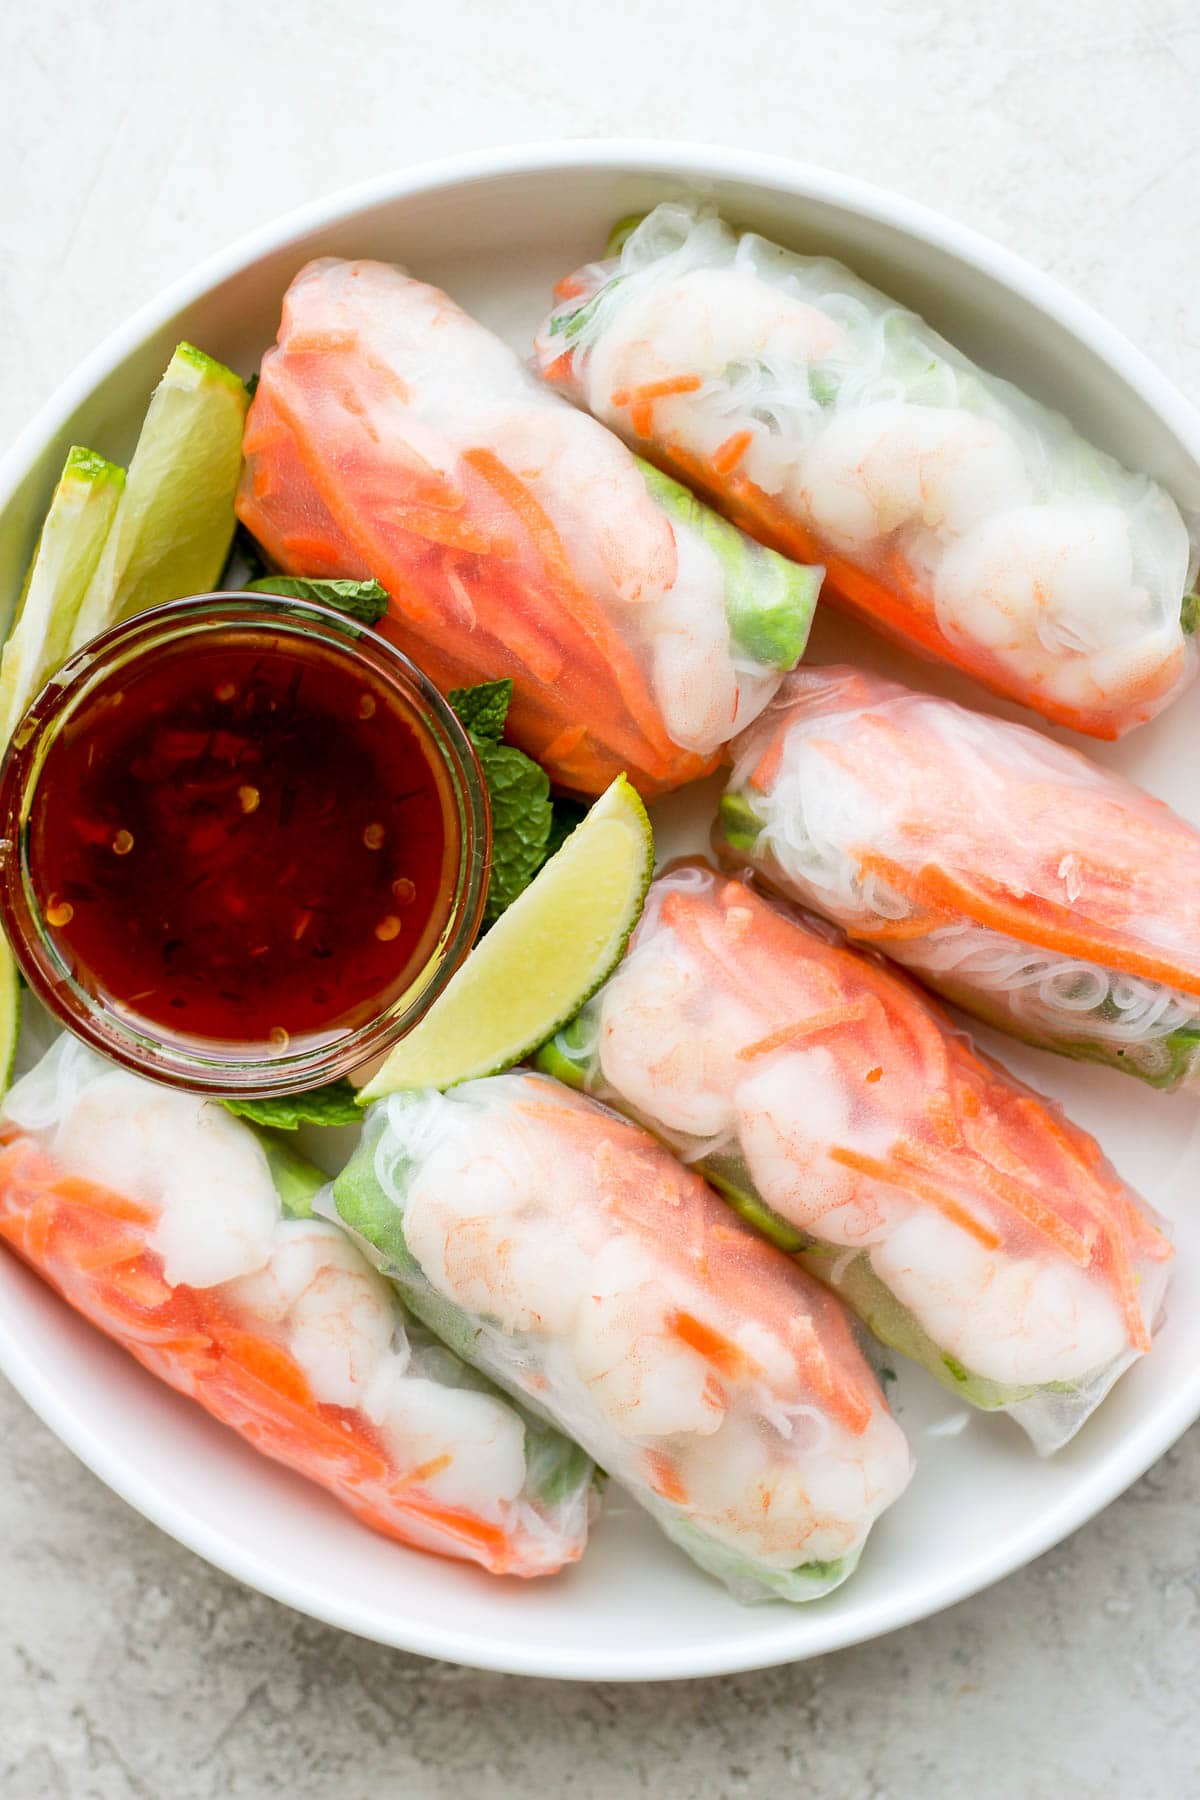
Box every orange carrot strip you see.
[670,1309,750,1377]
[461,447,678,764]
[396,1453,454,1489]
[828,1145,1003,1251]
[735,1002,872,1061]
[918,1141,1092,1266]
[644,1450,689,1506]
[221,1333,316,1408]
[53,1177,154,1227]
[711,430,754,477]
[540,350,574,385]
[68,1234,148,1273]
[611,375,703,408]
[919,864,1200,994]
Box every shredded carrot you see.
[611,375,703,408]
[644,1450,689,1506]
[68,1234,147,1273]
[221,1333,316,1408]
[284,329,359,354]
[54,1177,153,1227]
[921,1143,1092,1267]
[828,1145,1003,1250]
[919,864,1200,994]
[396,1453,454,1489]
[539,723,589,765]
[735,1002,872,1061]
[101,1264,174,1311]
[670,1309,750,1377]
[711,430,754,477]
[461,447,678,766]
[540,350,574,385]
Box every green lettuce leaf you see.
[256,1132,327,1219]
[636,459,818,670]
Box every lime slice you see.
[0,447,125,747]
[68,342,249,652]
[0,938,20,1094]
[358,775,654,1099]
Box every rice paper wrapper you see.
[537,201,1197,739]
[236,256,821,800]
[716,665,1200,1094]
[321,1073,913,1604]
[0,1035,593,1577]
[541,862,1173,1456]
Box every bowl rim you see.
[3,137,1200,1681]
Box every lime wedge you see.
[68,342,249,652]
[0,447,125,746]
[358,775,654,1099]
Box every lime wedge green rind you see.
[68,342,249,653]
[0,938,21,1093]
[358,775,654,1100]
[0,447,124,747]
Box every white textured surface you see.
[3,0,1200,1791]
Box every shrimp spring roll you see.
[537,202,1198,740]
[236,257,822,799]
[0,1037,594,1577]
[323,1073,912,1603]
[541,863,1172,1453]
[716,665,1200,1093]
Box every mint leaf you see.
[1182,591,1199,635]
[247,575,389,625]
[221,1079,362,1130]
[448,678,513,743]
[474,738,552,923]
[448,680,553,924]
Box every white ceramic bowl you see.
[2,141,1199,1682]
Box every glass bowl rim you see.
[0,590,491,1095]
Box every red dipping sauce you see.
[0,596,489,1092]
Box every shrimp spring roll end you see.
[538,203,1197,740]
[323,1075,912,1604]
[716,666,1200,1094]
[544,864,1172,1455]
[0,1037,594,1577]
[236,257,821,800]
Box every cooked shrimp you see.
[934,502,1185,710]
[346,1074,911,1601]
[870,1212,1128,1388]
[795,402,1031,555]
[597,920,758,1141]
[735,1050,909,1246]
[0,1038,593,1577]
[539,201,1197,739]
[560,863,1170,1448]
[240,256,820,798]
[589,266,845,411]
[720,664,1200,1092]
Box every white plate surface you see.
[2,141,1199,1681]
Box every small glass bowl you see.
[0,593,491,1096]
